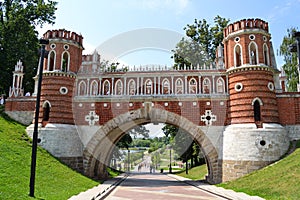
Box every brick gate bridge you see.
[5,18,300,184]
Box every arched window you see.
[216,77,225,93]
[162,79,170,94]
[115,79,123,95]
[263,44,270,66]
[48,50,56,71]
[203,78,211,94]
[78,81,86,96]
[249,42,258,65]
[252,98,263,122]
[90,80,98,96]
[234,44,243,67]
[61,51,70,72]
[103,80,110,95]
[175,78,183,94]
[145,79,153,95]
[43,101,51,121]
[128,79,136,95]
[254,100,261,121]
[189,78,197,94]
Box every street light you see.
[29,38,49,197]
[290,31,300,92]
[167,144,172,173]
[127,149,130,172]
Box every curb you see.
[167,174,265,200]
[68,173,128,200]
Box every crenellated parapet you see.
[223,18,269,38]
[43,29,83,47]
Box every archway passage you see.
[83,104,222,184]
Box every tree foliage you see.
[0,0,57,95]
[172,15,230,68]
[162,124,203,165]
[279,27,299,91]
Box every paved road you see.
[103,173,226,200]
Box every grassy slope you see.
[175,165,208,180]
[173,143,300,199]
[218,148,300,200]
[0,110,99,200]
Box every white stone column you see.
[124,77,127,95]
[111,77,115,95]
[198,76,201,94]
[87,78,90,96]
[184,76,187,94]
[212,75,215,94]
[98,78,102,96]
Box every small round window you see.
[263,36,267,42]
[249,34,255,40]
[64,44,69,50]
[268,82,274,91]
[234,37,240,43]
[59,87,68,95]
[234,83,243,92]
[50,43,56,49]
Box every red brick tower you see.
[223,19,279,127]
[222,19,289,182]
[35,29,84,126]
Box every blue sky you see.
[38,0,300,136]
[38,0,300,68]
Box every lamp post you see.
[167,144,172,173]
[290,31,300,92]
[127,149,130,172]
[29,39,49,197]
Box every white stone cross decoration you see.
[201,110,217,126]
[85,111,99,126]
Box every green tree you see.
[279,27,299,91]
[0,0,57,95]
[162,124,203,167]
[172,15,230,69]
[129,125,150,139]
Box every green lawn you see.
[174,139,300,199]
[218,148,300,200]
[0,108,99,200]
[175,165,208,180]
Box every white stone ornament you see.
[85,111,99,126]
[201,110,217,126]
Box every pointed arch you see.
[83,108,222,184]
[42,100,51,121]
[78,80,87,96]
[203,78,211,94]
[189,78,197,94]
[252,97,263,122]
[128,79,136,95]
[61,51,70,72]
[162,78,170,94]
[115,79,123,95]
[145,79,153,95]
[103,80,110,95]
[263,43,270,66]
[216,77,225,93]
[90,80,98,96]
[47,50,56,71]
[175,78,183,94]
[234,44,243,67]
[249,41,259,65]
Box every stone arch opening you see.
[82,106,221,184]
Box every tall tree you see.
[279,27,299,91]
[0,0,57,96]
[172,15,230,68]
